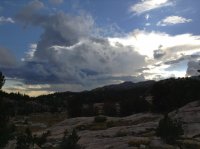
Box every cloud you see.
[15,0,44,25]
[186,61,200,76]
[145,14,150,20]
[22,0,44,12]
[109,30,200,59]
[108,30,200,79]
[164,57,185,65]
[8,23,199,88]
[145,23,151,26]
[49,0,63,5]
[153,45,165,59]
[22,44,37,61]
[14,38,145,86]
[130,0,173,15]
[157,16,192,26]
[3,0,199,95]
[165,54,200,65]
[4,82,53,97]
[0,47,17,67]
[4,10,146,89]
[153,49,165,59]
[0,16,15,24]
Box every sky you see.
[0,0,200,96]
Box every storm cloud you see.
[0,47,17,67]
[5,5,146,87]
[186,61,200,76]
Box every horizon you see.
[1,0,200,96]
[1,76,198,97]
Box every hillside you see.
[92,80,155,91]
[5,100,200,149]
[1,77,200,116]
[1,76,200,149]
[46,100,200,149]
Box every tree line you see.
[1,71,200,118]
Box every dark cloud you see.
[15,38,145,85]
[136,67,150,72]
[153,49,166,59]
[191,54,200,59]
[15,0,44,26]
[3,7,146,88]
[0,47,17,67]
[186,61,200,76]
[34,13,95,60]
[153,45,165,59]
[165,54,200,65]
[164,57,185,65]
[16,9,95,57]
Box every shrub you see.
[60,129,82,149]
[94,116,107,123]
[156,114,184,144]
[16,128,33,149]
[0,122,15,148]
[34,130,51,147]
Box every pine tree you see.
[0,72,5,89]
[60,129,82,149]
[156,114,184,144]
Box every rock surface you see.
[5,101,200,149]
[43,101,200,149]
[170,101,200,138]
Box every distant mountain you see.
[1,76,200,117]
[92,80,156,91]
